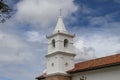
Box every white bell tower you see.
[46,13,76,75]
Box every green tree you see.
[0,0,11,23]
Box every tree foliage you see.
[0,0,11,23]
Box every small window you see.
[64,39,68,47]
[52,39,55,48]
[51,63,54,67]
[65,62,68,67]
[80,76,87,80]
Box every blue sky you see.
[0,0,120,80]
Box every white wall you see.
[48,34,74,54]
[47,53,75,75]
[72,66,120,80]
[47,31,75,75]
[60,54,75,73]
[47,54,59,74]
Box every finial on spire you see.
[60,8,62,16]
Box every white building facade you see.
[72,66,120,80]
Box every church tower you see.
[46,14,76,80]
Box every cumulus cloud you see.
[88,13,115,26]
[72,12,120,59]
[25,31,45,42]
[15,0,78,27]
[73,32,120,62]
[0,30,46,80]
[78,5,95,15]
[86,35,120,57]
[74,38,96,62]
[89,16,108,26]
[0,0,78,80]
[0,31,25,49]
[0,29,43,65]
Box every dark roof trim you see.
[46,32,75,39]
[46,51,76,57]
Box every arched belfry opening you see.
[64,39,68,47]
[52,39,55,48]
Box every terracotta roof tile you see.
[68,53,120,73]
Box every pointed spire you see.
[53,9,68,34]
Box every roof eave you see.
[67,61,120,74]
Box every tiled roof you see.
[68,53,120,73]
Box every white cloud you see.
[73,32,120,62]
[74,38,96,62]
[73,13,120,60]
[0,0,78,80]
[73,24,120,58]
[80,5,95,14]
[0,31,25,49]
[89,17,108,26]
[25,31,45,42]
[15,0,78,27]
[74,39,85,50]
[0,30,45,80]
[86,35,120,57]
[88,13,114,26]
[0,30,34,63]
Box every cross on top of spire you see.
[60,8,62,16]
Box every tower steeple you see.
[53,16,68,34]
[53,9,68,34]
[46,12,75,76]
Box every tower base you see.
[46,73,71,80]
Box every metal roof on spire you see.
[53,9,68,34]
